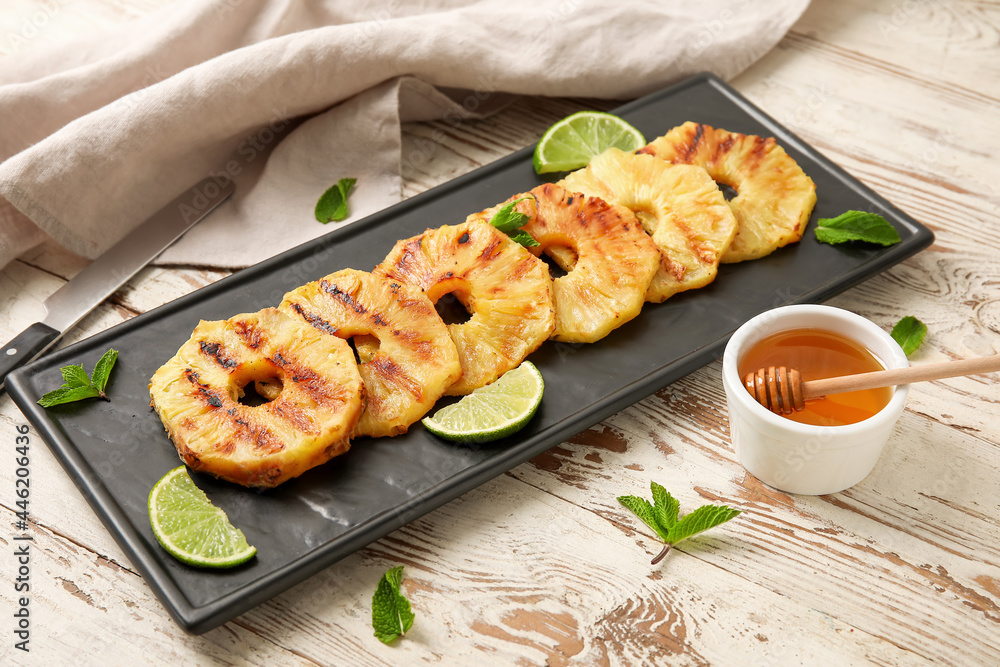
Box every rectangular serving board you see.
[7,72,934,633]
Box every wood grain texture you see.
[2,0,1000,664]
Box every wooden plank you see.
[790,0,1000,94]
[0,259,60,340]
[506,390,1000,664]
[112,265,231,315]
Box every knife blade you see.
[0,177,234,390]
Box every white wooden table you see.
[2,1,999,664]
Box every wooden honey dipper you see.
[744,353,1000,415]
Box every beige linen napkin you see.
[0,0,810,271]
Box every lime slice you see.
[148,466,257,568]
[422,361,544,443]
[533,111,646,174]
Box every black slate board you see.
[7,72,934,633]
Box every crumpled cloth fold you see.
[0,0,810,270]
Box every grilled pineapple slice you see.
[480,183,659,343]
[375,218,555,395]
[149,308,364,488]
[560,148,738,302]
[280,269,462,438]
[639,122,816,263]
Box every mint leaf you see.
[617,495,669,541]
[815,210,901,246]
[61,364,91,388]
[891,316,927,356]
[37,349,118,407]
[91,348,119,391]
[372,566,415,644]
[315,177,357,223]
[650,482,679,531]
[619,482,741,564]
[38,385,102,408]
[488,196,533,233]
[665,504,742,545]
[509,231,540,248]
[488,196,541,248]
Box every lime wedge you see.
[533,111,646,174]
[422,361,544,443]
[148,466,257,568]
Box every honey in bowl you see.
[737,327,892,426]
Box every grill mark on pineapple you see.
[696,240,719,264]
[505,255,542,284]
[711,135,737,166]
[581,200,617,233]
[271,351,354,408]
[536,183,560,204]
[315,278,393,330]
[268,402,314,434]
[396,292,436,320]
[198,341,239,369]
[744,135,774,171]
[367,356,423,400]
[231,412,285,453]
[233,319,267,350]
[321,279,367,314]
[391,328,437,361]
[213,439,237,455]
[179,369,282,452]
[476,235,503,263]
[663,254,687,281]
[183,369,225,408]
[690,123,707,151]
[384,237,429,288]
[676,123,706,162]
[289,302,339,335]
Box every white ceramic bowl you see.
[722,304,909,495]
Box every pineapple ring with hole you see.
[638,121,816,263]
[559,148,738,303]
[279,269,462,438]
[375,218,555,395]
[148,308,364,489]
[484,183,660,344]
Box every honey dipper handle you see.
[801,353,1000,400]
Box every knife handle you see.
[0,322,61,391]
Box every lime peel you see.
[148,466,257,569]
[533,111,646,174]
[422,361,543,443]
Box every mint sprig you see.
[37,349,118,407]
[372,566,415,644]
[315,177,357,223]
[618,481,741,564]
[891,315,927,356]
[488,196,540,247]
[815,210,901,247]
[509,231,540,248]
